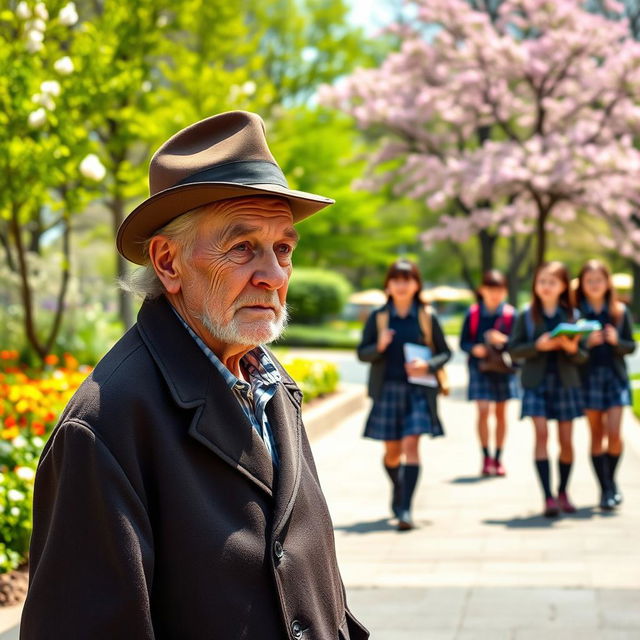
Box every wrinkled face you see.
[534,268,566,306]
[386,275,420,304]
[480,285,507,309]
[582,269,608,301]
[177,197,297,348]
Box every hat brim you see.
[116,181,334,265]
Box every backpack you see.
[469,302,515,341]
[376,305,450,396]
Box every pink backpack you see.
[469,303,515,340]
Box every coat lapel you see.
[137,296,274,496]
[267,370,304,536]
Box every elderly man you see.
[21,112,368,640]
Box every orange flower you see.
[4,415,16,428]
[0,350,10,360]
[31,421,45,436]
[44,354,59,366]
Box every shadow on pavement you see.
[334,518,397,534]
[449,475,496,484]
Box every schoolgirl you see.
[508,261,587,517]
[459,270,518,477]
[574,260,637,510]
[357,259,452,531]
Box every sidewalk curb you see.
[303,383,367,442]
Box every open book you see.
[549,319,602,338]
[403,343,439,388]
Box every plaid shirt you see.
[173,310,280,466]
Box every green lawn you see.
[631,373,640,420]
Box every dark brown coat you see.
[21,297,368,640]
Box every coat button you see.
[273,540,284,560]
[291,620,303,639]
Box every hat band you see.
[175,160,288,189]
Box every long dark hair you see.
[383,259,423,304]
[530,261,573,324]
[476,270,508,303]
[574,259,622,324]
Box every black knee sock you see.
[591,454,610,492]
[482,446,490,458]
[558,460,572,494]
[535,459,552,499]
[400,464,420,511]
[495,448,502,462]
[606,452,621,485]
[384,464,402,512]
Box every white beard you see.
[198,294,289,347]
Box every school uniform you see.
[357,301,451,441]
[508,307,588,421]
[460,302,519,403]
[579,302,636,410]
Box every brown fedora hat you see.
[116,111,334,265]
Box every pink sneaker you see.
[544,497,560,518]
[481,456,495,476]
[493,459,506,476]
[558,492,576,513]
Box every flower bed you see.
[0,351,90,574]
[0,349,338,582]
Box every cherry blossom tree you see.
[321,0,640,291]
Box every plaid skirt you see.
[364,380,443,441]
[467,363,519,402]
[582,366,631,411]
[521,371,584,421]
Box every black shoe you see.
[600,490,616,511]
[612,483,622,505]
[397,510,414,531]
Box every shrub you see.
[286,269,351,324]
[278,356,339,402]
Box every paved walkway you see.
[311,359,640,639]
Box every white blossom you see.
[26,29,44,53]
[58,2,78,26]
[12,435,28,449]
[34,2,49,20]
[80,154,106,181]
[54,56,74,75]
[141,80,152,92]
[28,108,47,127]
[40,80,61,96]
[7,489,26,502]
[15,467,36,481]
[156,14,169,28]
[32,92,55,110]
[16,2,31,20]
[10,507,20,517]
[242,80,256,96]
[26,18,47,32]
[32,437,44,448]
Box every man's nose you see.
[251,250,289,290]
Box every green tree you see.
[0,0,101,362]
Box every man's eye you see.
[231,242,251,253]
[278,244,294,255]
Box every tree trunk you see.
[10,204,46,361]
[507,234,533,306]
[478,229,496,273]
[535,207,548,267]
[448,241,476,291]
[631,259,640,321]
[110,193,134,329]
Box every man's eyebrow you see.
[219,223,299,245]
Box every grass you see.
[631,373,640,420]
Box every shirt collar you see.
[389,299,419,319]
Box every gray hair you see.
[119,205,209,300]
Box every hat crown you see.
[149,111,278,195]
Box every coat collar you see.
[136,296,303,500]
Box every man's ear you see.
[148,235,182,295]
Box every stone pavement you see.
[310,359,640,639]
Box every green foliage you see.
[286,268,351,324]
[275,324,359,349]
